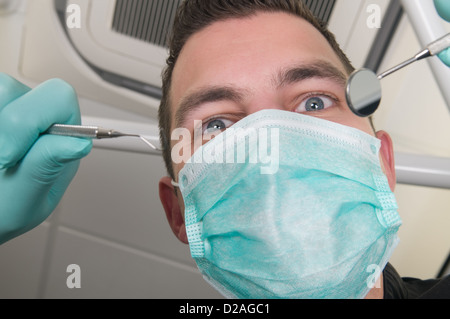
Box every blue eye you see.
[305,97,324,111]
[202,118,234,136]
[296,95,335,113]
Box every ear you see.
[159,176,188,244]
[376,130,396,192]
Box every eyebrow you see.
[275,61,347,88]
[174,60,348,129]
[174,86,249,129]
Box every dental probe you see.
[377,32,450,80]
[47,124,160,151]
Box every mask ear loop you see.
[171,180,180,188]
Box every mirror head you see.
[346,68,382,117]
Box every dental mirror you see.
[346,69,381,117]
[346,32,450,117]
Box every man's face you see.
[160,11,395,249]
[160,12,394,297]
[169,12,375,179]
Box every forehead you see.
[170,11,347,123]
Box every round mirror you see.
[346,69,382,117]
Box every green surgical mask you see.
[175,109,401,299]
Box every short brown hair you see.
[158,0,355,179]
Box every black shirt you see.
[383,263,450,299]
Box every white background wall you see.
[0,0,449,298]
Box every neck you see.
[364,274,384,299]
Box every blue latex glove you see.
[434,0,450,66]
[0,73,92,244]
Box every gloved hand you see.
[0,73,92,244]
[434,0,450,66]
